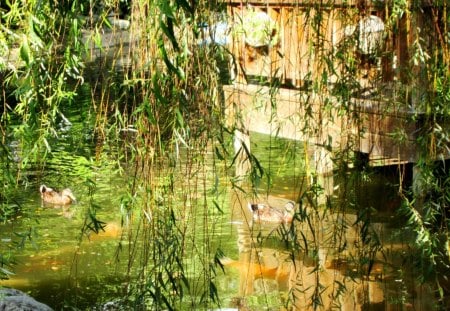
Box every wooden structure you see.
[226,0,392,86]
[223,0,447,173]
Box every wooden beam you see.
[223,84,344,146]
[224,0,440,8]
[224,0,360,6]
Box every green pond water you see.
[0,107,436,310]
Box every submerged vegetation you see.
[1,0,450,309]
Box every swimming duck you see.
[249,201,296,223]
[39,185,76,206]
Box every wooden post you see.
[412,163,425,214]
[313,146,334,176]
[234,129,251,179]
[312,146,334,205]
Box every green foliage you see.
[1,0,450,309]
[393,1,450,300]
[1,0,85,168]
[0,252,15,280]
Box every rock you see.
[101,301,121,311]
[107,17,130,30]
[0,288,53,311]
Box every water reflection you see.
[220,186,436,310]
[0,126,441,310]
[0,169,130,309]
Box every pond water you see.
[0,102,132,308]
[0,111,438,310]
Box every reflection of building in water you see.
[227,190,435,310]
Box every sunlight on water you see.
[211,134,435,310]
[0,178,130,308]
[0,127,436,310]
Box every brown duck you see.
[249,201,296,223]
[39,185,76,205]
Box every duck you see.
[39,184,76,206]
[248,201,296,223]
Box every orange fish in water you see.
[87,222,123,241]
[39,184,76,206]
[219,256,290,283]
[248,201,296,223]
